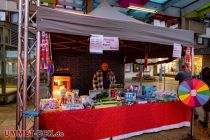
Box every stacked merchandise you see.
[40,98,59,111]
[138,85,178,103]
[91,90,123,109]
[153,90,178,102]
[40,85,179,112]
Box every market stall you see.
[36,2,194,139]
[37,2,194,94]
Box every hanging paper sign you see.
[173,43,182,58]
[103,37,119,51]
[89,34,103,54]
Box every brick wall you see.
[53,53,124,95]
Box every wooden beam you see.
[51,34,76,43]
[53,44,88,52]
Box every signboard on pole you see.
[103,37,119,51]
[173,43,182,58]
[89,34,103,54]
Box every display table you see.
[39,101,191,140]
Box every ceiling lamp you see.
[128,4,157,13]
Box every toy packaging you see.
[40,98,59,111]
[142,85,157,97]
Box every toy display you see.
[154,90,178,102]
[62,103,84,110]
[94,100,122,109]
[142,85,157,97]
[41,84,179,112]
[130,85,140,94]
[125,92,136,104]
[40,98,59,111]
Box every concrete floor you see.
[0,77,209,140]
[0,102,16,140]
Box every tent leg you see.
[182,108,197,140]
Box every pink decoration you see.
[119,0,148,8]
[41,32,50,72]
[185,47,191,69]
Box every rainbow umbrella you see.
[178,79,210,108]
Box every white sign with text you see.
[173,43,182,58]
[103,37,119,51]
[89,34,103,54]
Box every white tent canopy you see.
[88,1,144,24]
[37,3,194,48]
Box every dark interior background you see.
[52,52,125,95]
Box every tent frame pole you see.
[17,0,40,139]
[191,47,194,76]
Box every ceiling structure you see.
[39,0,210,22]
[40,0,210,21]
[97,0,210,21]
[185,2,210,19]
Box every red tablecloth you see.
[39,101,191,140]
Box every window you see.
[125,63,131,72]
[153,20,166,27]
[0,27,2,43]
[203,38,210,47]
[6,62,17,75]
[197,36,203,45]
[133,64,140,72]
[6,77,17,94]
[0,45,2,58]
[0,11,6,21]
[4,28,11,44]
[0,79,2,94]
[169,24,178,29]
[6,46,17,58]
[0,62,2,75]
[11,29,18,46]
[10,13,18,24]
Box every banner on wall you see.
[173,43,182,58]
